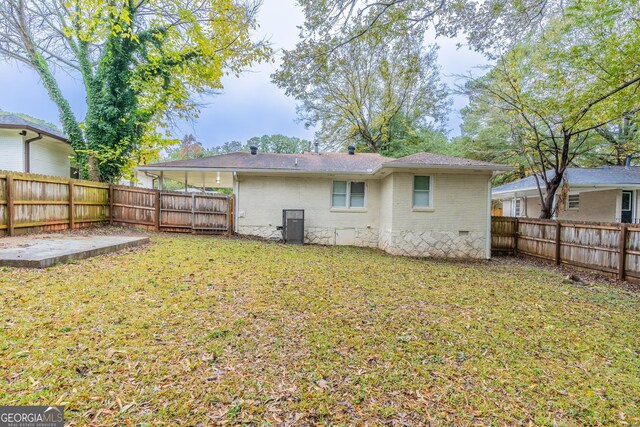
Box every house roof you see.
[493,166,640,195]
[140,151,511,174]
[0,113,67,142]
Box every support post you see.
[159,171,164,191]
[68,181,75,229]
[618,224,628,281]
[155,190,160,231]
[6,174,14,237]
[227,194,234,237]
[555,221,562,265]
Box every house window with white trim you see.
[567,194,579,209]
[332,181,366,208]
[413,176,432,208]
[512,198,522,217]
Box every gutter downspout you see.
[24,133,43,173]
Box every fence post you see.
[618,224,627,281]
[155,190,161,231]
[555,221,562,265]
[513,217,519,256]
[68,181,75,230]
[109,186,114,226]
[6,174,14,237]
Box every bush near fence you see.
[492,216,640,281]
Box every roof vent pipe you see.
[625,153,632,168]
[249,145,258,155]
[347,145,356,155]
[314,142,319,155]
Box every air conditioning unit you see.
[282,209,304,244]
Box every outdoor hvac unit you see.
[282,209,304,244]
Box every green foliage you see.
[1,234,639,424]
[274,27,449,152]
[0,0,271,182]
[164,134,313,161]
[458,0,640,216]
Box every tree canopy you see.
[0,0,271,182]
[274,27,449,153]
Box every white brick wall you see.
[236,170,492,258]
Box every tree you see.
[165,134,205,161]
[163,134,312,160]
[245,134,311,154]
[274,28,448,152]
[0,0,270,182]
[464,0,640,218]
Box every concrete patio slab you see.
[0,235,149,268]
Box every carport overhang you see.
[136,166,235,189]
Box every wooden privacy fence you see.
[0,172,109,236]
[492,216,640,281]
[0,172,234,237]
[110,186,234,235]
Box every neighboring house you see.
[0,113,74,178]
[119,170,156,188]
[137,147,510,259]
[493,165,640,223]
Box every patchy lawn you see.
[1,235,639,426]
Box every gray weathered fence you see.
[492,216,640,281]
[110,186,234,235]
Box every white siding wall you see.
[29,139,72,177]
[0,130,25,172]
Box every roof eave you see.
[136,166,376,175]
[0,123,68,144]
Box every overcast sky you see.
[0,0,486,149]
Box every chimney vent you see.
[347,145,356,155]
[625,153,632,168]
[314,142,319,155]
[249,145,258,155]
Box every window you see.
[513,198,522,217]
[332,181,366,209]
[350,182,365,208]
[332,181,348,207]
[567,194,580,209]
[622,191,632,211]
[413,176,432,208]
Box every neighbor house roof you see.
[0,113,67,142]
[493,166,640,195]
[139,151,511,174]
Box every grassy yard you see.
[1,234,639,426]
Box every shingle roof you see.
[0,113,67,141]
[149,152,389,172]
[384,152,508,169]
[141,151,510,173]
[493,166,640,194]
